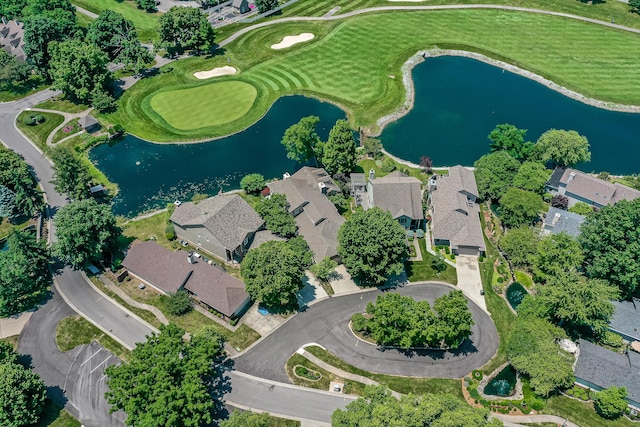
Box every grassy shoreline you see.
[109,8,640,143]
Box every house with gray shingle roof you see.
[546,167,640,208]
[170,194,269,263]
[366,170,424,230]
[0,18,26,62]
[542,207,585,238]
[267,167,344,262]
[575,339,640,409]
[609,299,640,343]
[428,166,485,256]
[122,240,250,318]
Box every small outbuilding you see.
[232,0,250,14]
[79,115,100,133]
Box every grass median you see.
[16,111,65,151]
[55,315,130,361]
[114,8,640,142]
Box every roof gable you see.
[369,172,423,220]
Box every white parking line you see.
[80,348,102,366]
[90,355,111,374]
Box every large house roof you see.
[268,167,344,260]
[170,194,264,250]
[542,207,585,238]
[122,241,249,317]
[610,300,640,342]
[0,19,26,61]
[431,166,485,251]
[548,167,640,206]
[575,339,640,405]
[369,171,424,221]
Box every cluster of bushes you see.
[23,113,45,126]
[565,385,592,401]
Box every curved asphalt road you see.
[235,283,499,383]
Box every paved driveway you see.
[456,255,488,313]
[234,283,499,383]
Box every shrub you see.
[165,222,176,240]
[497,276,504,283]
[444,246,450,254]
[351,313,368,332]
[23,116,36,126]
[34,114,45,123]
[449,254,455,260]
[415,229,424,238]
[472,370,483,380]
[479,256,485,263]
[600,331,623,348]
[230,318,238,326]
[240,173,265,195]
[431,254,447,273]
[166,289,193,316]
[594,386,628,419]
[529,398,545,411]
[381,157,396,173]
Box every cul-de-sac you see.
[2,0,640,425]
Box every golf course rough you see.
[149,81,258,130]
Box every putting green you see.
[149,81,257,130]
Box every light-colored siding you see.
[173,224,229,261]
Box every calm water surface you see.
[382,56,640,174]
[93,56,640,217]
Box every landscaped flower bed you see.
[294,365,321,381]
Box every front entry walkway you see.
[455,255,488,313]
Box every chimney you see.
[369,169,375,181]
[283,172,291,179]
[187,252,194,264]
[318,181,327,194]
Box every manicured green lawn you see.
[71,0,159,42]
[55,315,131,361]
[16,111,65,151]
[515,270,534,289]
[0,216,33,240]
[115,9,640,142]
[75,9,93,28]
[51,119,81,144]
[305,345,462,398]
[0,335,19,351]
[36,98,90,114]
[149,81,258,130]
[406,239,458,285]
[545,395,635,427]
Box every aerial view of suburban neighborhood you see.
[2,0,640,426]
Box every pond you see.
[90,96,346,217]
[92,56,640,217]
[382,56,640,175]
[484,364,518,397]
[506,282,528,311]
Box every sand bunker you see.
[271,33,315,50]
[193,66,237,79]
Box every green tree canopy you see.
[631,0,640,13]
[105,323,228,427]
[22,0,75,16]
[474,151,521,201]
[241,238,312,309]
[157,7,215,53]
[0,229,51,316]
[532,232,583,281]
[53,199,119,268]
[0,146,42,217]
[537,129,591,167]
[0,50,32,91]
[87,10,135,60]
[281,116,322,165]
[0,184,16,218]
[322,119,357,176]
[240,173,265,195]
[136,0,158,12]
[594,386,628,420]
[488,123,534,160]
[220,411,273,427]
[512,161,551,194]
[569,201,594,216]
[498,188,544,228]
[332,386,501,427]
[338,207,407,286]
[254,193,297,238]
[579,199,640,298]
[50,146,92,201]
[23,10,78,72]
[538,271,618,338]
[254,0,279,13]
[310,256,338,283]
[0,361,47,427]
[0,340,18,364]
[506,315,574,396]
[499,226,538,268]
[49,39,112,103]
[0,0,27,19]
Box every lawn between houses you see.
[110,9,640,142]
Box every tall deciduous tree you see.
[538,271,618,338]
[254,193,297,238]
[49,40,112,103]
[0,229,51,316]
[135,0,157,12]
[507,315,574,396]
[221,411,273,427]
[310,257,338,283]
[106,323,228,427]
[537,129,591,167]
[322,119,357,176]
[241,238,312,309]
[22,10,78,73]
[532,232,583,281]
[0,0,27,20]
[579,199,640,298]
[0,146,42,217]
[22,0,75,15]
[281,116,322,166]
[499,226,538,268]
[512,161,551,194]
[0,362,47,427]
[87,10,135,60]
[332,386,500,427]
[0,50,32,91]
[488,123,533,160]
[498,188,544,228]
[338,207,407,286]
[157,7,215,53]
[50,147,92,201]
[53,199,119,268]
[240,173,265,195]
[254,0,279,13]
[474,151,521,201]
[630,0,640,14]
